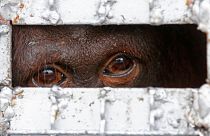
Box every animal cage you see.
[0,0,210,135]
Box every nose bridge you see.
[71,64,101,86]
[74,76,102,87]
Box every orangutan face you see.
[12,25,206,88]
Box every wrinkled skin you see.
[12,25,206,88]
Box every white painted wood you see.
[10,88,150,133]
[0,0,210,135]
[0,24,11,86]
[8,87,201,135]
[0,0,191,25]
[11,88,51,130]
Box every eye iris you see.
[104,55,134,75]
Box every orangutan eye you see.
[31,65,67,87]
[103,54,134,76]
[100,53,141,86]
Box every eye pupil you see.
[114,56,132,70]
[42,67,54,75]
[40,67,55,83]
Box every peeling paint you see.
[95,0,117,24]
[191,0,210,33]
[12,15,20,24]
[149,0,191,24]
[187,84,210,133]
[149,0,163,25]
[149,88,193,133]
[41,10,60,24]
[19,3,25,9]
[0,15,9,24]
[0,24,12,86]
[185,0,193,6]
[0,87,15,134]
[49,85,72,129]
[41,0,60,24]
[0,25,10,35]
